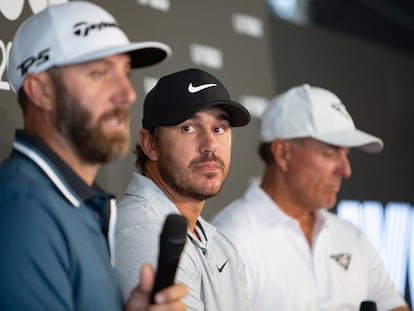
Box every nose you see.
[199,130,218,154]
[339,150,352,179]
[114,72,137,108]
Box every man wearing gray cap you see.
[213,84,409,310]
[115,68,252,311]
[0,1,187,310]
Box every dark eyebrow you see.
[217,112,230,123]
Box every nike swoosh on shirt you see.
[216,259,229,273]
[188,83,217,93]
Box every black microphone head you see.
[360,300,377,311]
[159,214,187,263]
[161,214,187,238]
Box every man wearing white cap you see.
[0,1,186,310]
[213,84,409,310]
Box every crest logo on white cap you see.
[331,102,351,120]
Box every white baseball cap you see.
[7,1,172,92]
[260,84,383,153]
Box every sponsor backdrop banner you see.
[1,0,413,306]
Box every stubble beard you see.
[157,150,228,201]
[54,77,130,164]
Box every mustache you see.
[189,152,225,169]
[100,108,130,120]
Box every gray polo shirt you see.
[115,173,252,311]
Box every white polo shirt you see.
[212,183,407,311]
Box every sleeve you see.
[213,210,257,303]
[174,249,202,311]
[115,219,161,302]
[0,194,73,311]
[231,238,253,310]
[362,232,408,310]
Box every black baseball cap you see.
[142,68,251,130]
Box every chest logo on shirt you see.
[330,253,351,270]
[217,259,229,273]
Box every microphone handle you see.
[149,214,187,303]
[150,259,180,302]
[360,300,377,311]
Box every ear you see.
[271,139,290,172]
[139,128,158,161]
[22,72,55,111]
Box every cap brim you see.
[216,101,251,127]
[129,41,172,68]
[57,41,171,68]
[314,129,384,153]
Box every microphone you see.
[150,214,188,303]
[359,300,377,311]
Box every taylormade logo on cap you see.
[73,21,119,37]
[16,20,119,78]
[260,84,384,153]
[8,1,171,92]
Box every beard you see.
[53,75,130,164]
[157,147,228,201]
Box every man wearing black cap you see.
[115,68,252,310]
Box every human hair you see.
[258,142,274,164]
[258,138,306,165]
[133,143,147,173]
[17,88,29,114]
[17,67,62,115]
[133,128,159,174]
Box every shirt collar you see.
[14,130,109,205]
[245,182,329,229]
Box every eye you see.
[123,68,132,80]
[214,127,225,134]
[90,69,107,79]
[323,147,340,159]
[182,125,196,133]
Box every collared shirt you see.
[0,130,122,311]
[212,182,407,311]
[115,172,252,311]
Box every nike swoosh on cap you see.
[188,83,217,93]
